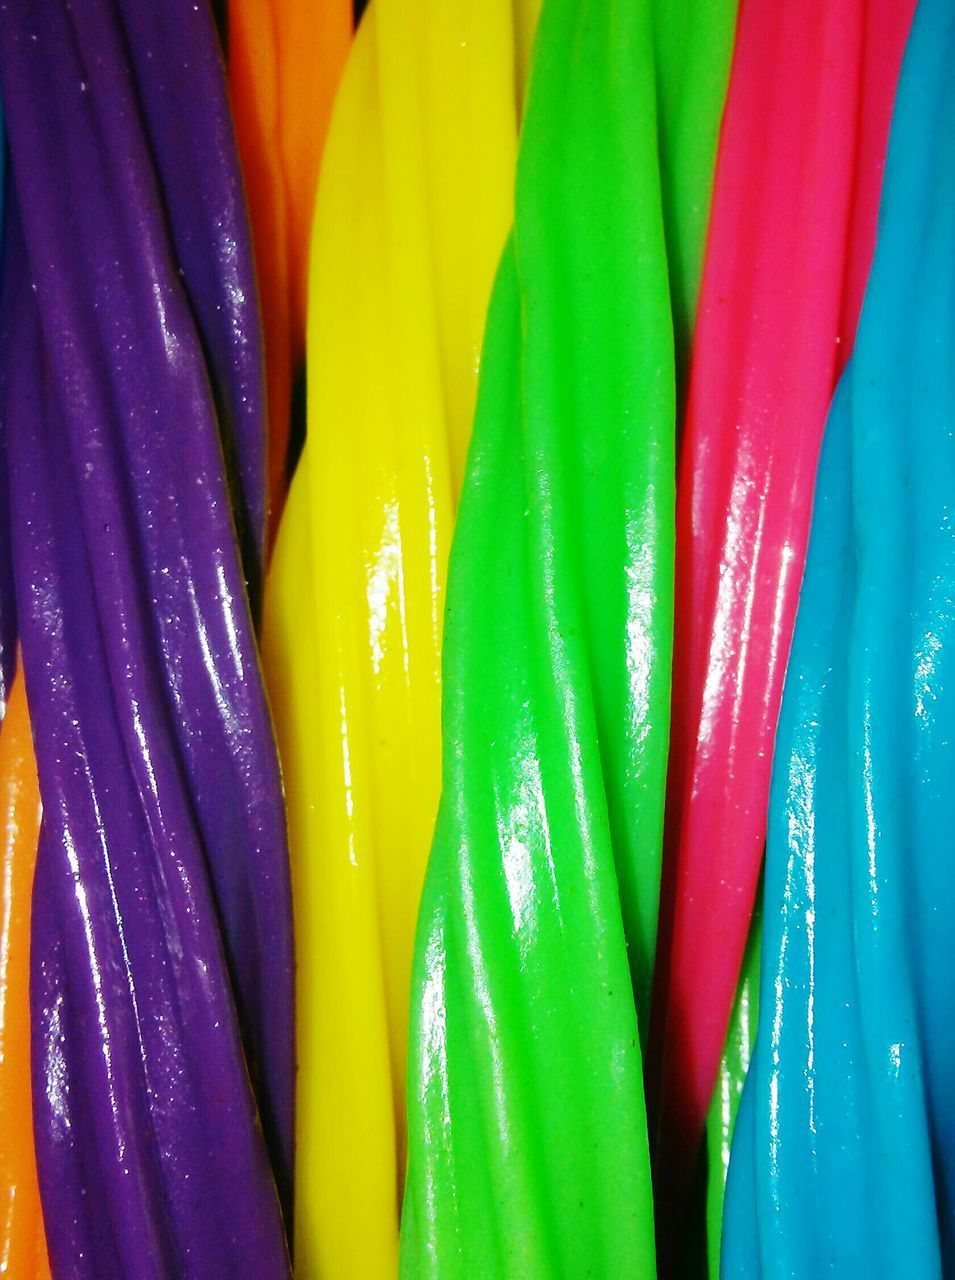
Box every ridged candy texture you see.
[651,0,916,1227]
[0,1,293,1274]
[401,0,679,1272]
[725,0,955,1272]
[262,1,534,1274]
[228,0,351,533]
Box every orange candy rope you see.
[0,671,49,1279]
[228,0,352,536]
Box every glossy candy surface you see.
[262,2,532,1274]
[111,0,273,598]
[401,0,686,1270]
[725,2,955,1270]
[652,0,915,1226]
[228,0,351,531]
[0,672,49,1279]
[0,1,292,1272]
[650,0,738,377]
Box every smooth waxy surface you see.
[649,0,738,375]
[0,673,49,1279]
[0,1,292,1272]
[725,3,955,1271]
[228,0,351,532]
[401,0,682,1271]
[262,2,530,1274]
[652,0,916,1228]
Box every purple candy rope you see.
[116,0,268,598]
[0,119,14,718]
[0,0,293,1272]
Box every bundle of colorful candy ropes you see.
[0,0,950,1276]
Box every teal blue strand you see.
[724,1,955,1273]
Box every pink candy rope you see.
[650,0,916,1232]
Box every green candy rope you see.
[402,0,737,1274]
[652,0,739,372]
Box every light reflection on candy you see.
[402,0,738,1271]
[651,1,916,1253]
[0,0,293,1271]
[725,2,955,1269]
[262,1,535,1274]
